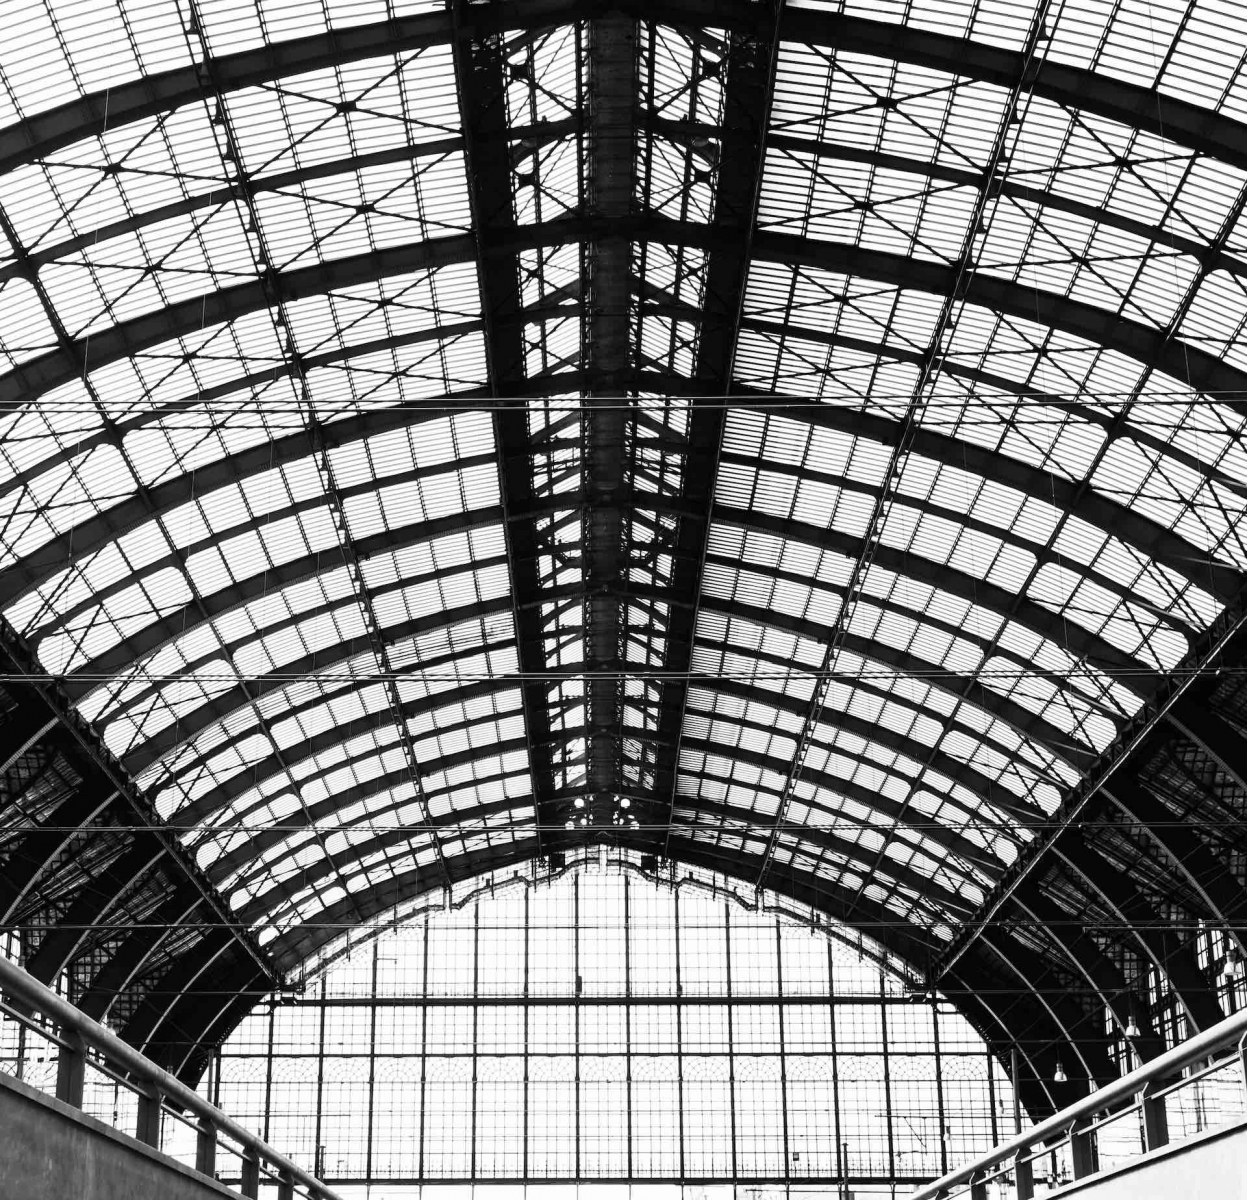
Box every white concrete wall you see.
[1053,1120,1247,1200]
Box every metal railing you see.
[0,953,342,1200]
[911,1005,1247,1199]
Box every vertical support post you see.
[1141,1080,1170,1151]
[1013,1148,1034,1200]
[574,872,582,1180]
[1069,1118,1097,1179]
[471,901,480,1181]
[196,1116,218,1178]
[366,940,378,1182]
[675,885,686,1181]
[725,904,738,1181]
[776,918,791,1180]
[418,915,429,1183]
[1011,1048,1022,1135]
[970,1172,989,1200]
[880,969,896,1182]
[240,1149,260,1198]
[134,1081,162,1147]
[932,994,948,1174]
[262,1000,275,1144]
[55,1027,86,1107]
[827,940,843,1194]
[313,977,326,1181]
[277,1168,295,1200]
[523,888,531,1182]
[624,874,634,1182]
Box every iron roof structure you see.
[2,0,1247,1118]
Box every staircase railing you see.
[911,1004,1247,1199]
[0,953,340,1200]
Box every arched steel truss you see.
[2,0,1247,1123]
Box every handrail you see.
[0,953,343,1200]
[911,1002,1247,1199]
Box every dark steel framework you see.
[1,0,1247,1138]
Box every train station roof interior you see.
[3,0,1247,1139]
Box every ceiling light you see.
[1124,1013,1141,1039]
[619,797,631,809]
[1053,1059,1067,1084]
[574,796,585,809]
[1223,950,1244,981]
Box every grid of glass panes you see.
[207,869,1014,1197]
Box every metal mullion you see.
[933,993,948,1175]
[625,871,634,1180]
[366,941,377,1181]
[263,1000,276,1144]
[524,887,531,1181]
[777,916,791,1183]
[314,977,327,1180]
[726,904,738,1180]
[827,939,844,1196]
[575,871,582,1179]
[418,916,430,1182]
[676,886,686,1181]
[471,902,480,1180]
[880,971,896,1185]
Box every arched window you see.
[202,855,1014,1197]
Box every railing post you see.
[1012,1147,1032,1192]
[240,1149,260,1198]
[970,1170,988,1200]
[1140,1080,1169,1151]
[196,1116,218,1178]
[55,1028,86,1107]
[1069,1117,1097,1179]
[277,1167,295,1200]
[134,1081,162,1147]
[1012,1149,1034,1200]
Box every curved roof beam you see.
[1,219,1241,421]
[177,725,536,839]
[111,537,1094,794]
[693,673,1062,823]
[676,740,1015,860]
[31,453,502,645]
[1008,882,1165,1061]
[975,927,1115,1088]
[56,507,526,692]
[7,121,1243,315]
[1052,836,1225,1033]
[84,535,1108,794]
[716,449,1198,633]
[714,503,1158,687]
[678,720,1040,828]
[1105,781,1247,956]
[123,641,514,781]
[223,758,1003,903]
[170,665,1020,869]
[49,492,1150,755]
[22,842,167,984]
[0,782,118,923]
[6,348,1240,595]
[700,576,1108,765]
[241,794,978,932]
[76,883,206,1021]
[0,226,1233,613]
[8,5,1247,175]
[727,337,1244,604]
[690,671,1065,810]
